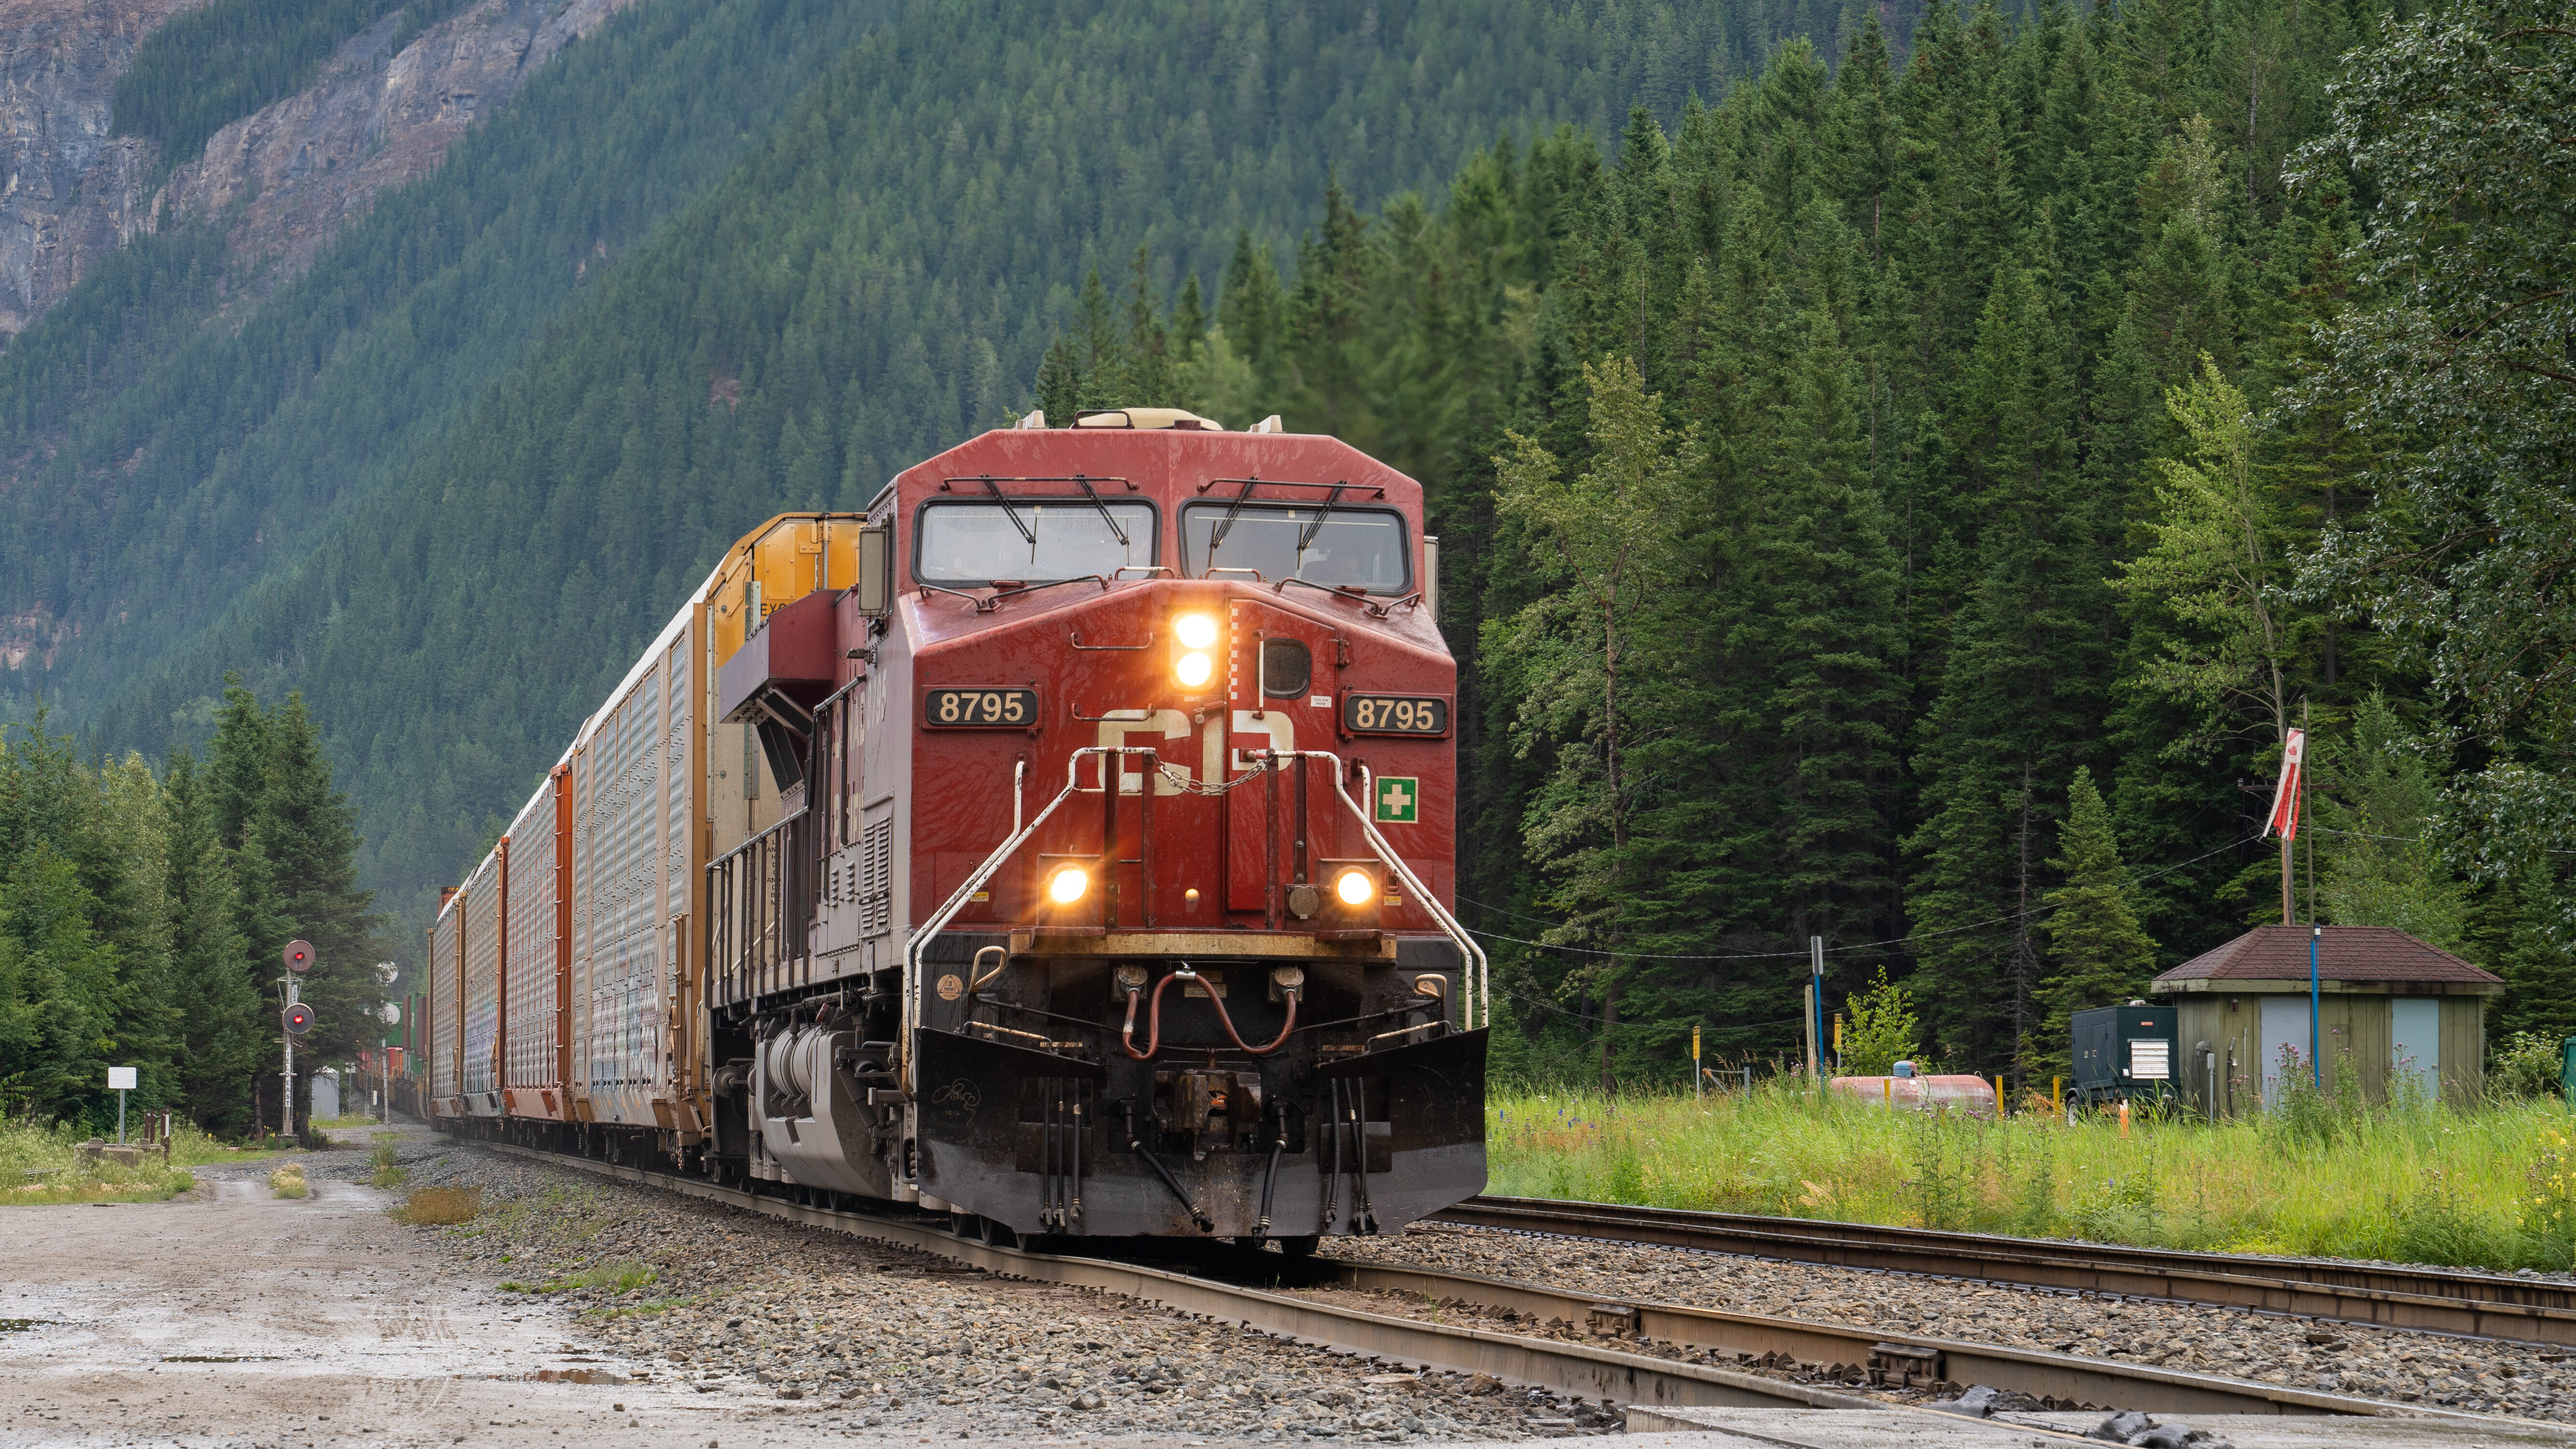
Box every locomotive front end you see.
[714,411,1486,1245]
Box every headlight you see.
[1175,651,1214,687]
[1047,866,1090,904]
[1174,612,1219,649]
[1335,869,1375,907]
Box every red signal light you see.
[283,940,315,973]
[284,1004,315,1036]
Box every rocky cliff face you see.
[0,0,640,345]
[0,0,198,338]
[157,0,640,285]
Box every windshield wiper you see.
[1295,481,1352,554]
[1207,476,1260,556]
[1073,473,1128,548]
[979,474,1037,546]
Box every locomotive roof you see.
[2151,924,2503,991]
[881,423,1423,509]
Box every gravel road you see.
[1318,1224,2574,1422]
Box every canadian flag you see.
[2266,729,2306,839]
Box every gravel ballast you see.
[1321,1223,2575,1422]
[355,1134,1617,1441]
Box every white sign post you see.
[107,1066,137,1143]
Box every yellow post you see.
[1993,1076,2005,1117]
[1883,1078,1893,1108]
[2052,1077,2063,1117]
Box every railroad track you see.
[1434,1196,2576,1349]
[480,1145,2507,1430]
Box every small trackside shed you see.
[2151,925,2502,1117]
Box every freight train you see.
[423,408,1487,1246]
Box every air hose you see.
[1121,967,1298,1061]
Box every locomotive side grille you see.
[861,807,894,938]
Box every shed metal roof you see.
[2152,924,2502,989]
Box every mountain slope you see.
[60,0,1910,956]
[0,0,894,694]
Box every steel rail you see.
[1433,1196,2576,1349]
[480,1144,2493,1425]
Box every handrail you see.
[711,804,811,871]
[902,748,1122,1091]
[1277,749,1489,1030]
[1069,629,1155,651]
[990,574,1114,606]
[1274,578,1373,604]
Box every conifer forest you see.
[0,0,2568,1122]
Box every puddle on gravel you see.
[161,1355,284,1363]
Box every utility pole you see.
[1808,936,1827,1080]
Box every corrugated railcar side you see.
[571,609,697,1132]
[502,767,571,1117]
[429,897,462,1106]
[459,849,505,1115]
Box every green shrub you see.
[1840,969,1925,1078]
[2491,1031,2566,1103]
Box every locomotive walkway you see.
[1432,1197,2576,1349]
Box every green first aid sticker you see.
[1374,776,1420,824]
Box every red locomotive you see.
[427,408,1487,1245]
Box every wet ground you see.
[6,1123,2562,1449]
[0,1123,1565,1448]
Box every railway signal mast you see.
[281,939,315,1142]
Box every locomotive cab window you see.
[1181,502,1409,594]
[1260,638,1312,697]
[915,499,1157,586]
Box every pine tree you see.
[1116,246,1177,406]
[248,694,383,1059]
[1904,258,2113,1082]
[162,747,261,1133]
[2314,694,2467,953]
[207,675,270,852]
[1486,356,1700,1091]
[207,680,284,1002]
[1746,307,1908,955]
[1075,267,1123,412]
[1033,338,1082,427]
[94,752,180,1113]
[2034,766,2158,1078]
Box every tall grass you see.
[1488,1082,2576,1271]
[0,1118,261,1205]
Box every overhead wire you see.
[1458,832,2269,963]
